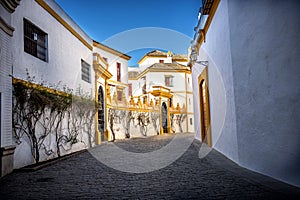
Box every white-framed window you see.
[165,75,174,87]
[128,83,132,96]
[24,18,48,62]
[117,62,121,82]
[81,59,91,83]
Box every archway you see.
[98,86,105,141]
[161,102,168,133]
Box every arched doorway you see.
[199,79,211,146]
[98,86,105,141]
[161,102,168,133]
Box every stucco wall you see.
[193,0,300,187]
[10,0,96,169]
[11,0,94,95]
[93,47,129,85]
[192,0,239,162]
[228,0,300,186]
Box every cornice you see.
[93,41,131,61]
[0,16,14,36]
[35,0,93,50]
[0,0,20,13]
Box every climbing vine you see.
[12,71,96,164]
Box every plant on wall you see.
[170,114,176,133]
[12,70,96,163]
[135,112,151,136]
[174,114,186,133]
[151,112,160,135]
[108,108,117,141]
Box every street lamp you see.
[190,46,208,67]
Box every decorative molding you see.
[135,68,191,80]
[94,64,112,80]
[0,0,20,13]
[93,53,112,79]
[12,78,71,97]
[150,86,173,98]
[198,67,212,147]
[93,41,131,61]
[107,79,128,87]
[0,16,14,36]
[171,91,193,94]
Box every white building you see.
[0,0,21,177]
[190,0,300,187]
[0,0,130,172]
[129,50,194,134]
[93,41,131,142]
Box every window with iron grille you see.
[117,62,121,82]
[81,59,91,83]
[23,18,48,62]
[117,90,123,101]
[128,83,132,96]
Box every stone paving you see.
[0,133,299,199]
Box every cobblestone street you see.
[0,133,299,199]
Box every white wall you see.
[206,0,238,162]
[93,47,129,85]
[193,0,300,187]
[93,47,129,100]
[139,56,187,71]
[147,72,187,91]
[228,0,300,187]
[10,0,96,168]
[12,0,94,95]
[139,57,166,71]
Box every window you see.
[128,83,132,96]
[117,88,123,101]
[142,76,146,94]
[24,18,48,62]
[159,59,164,63]
[190,118,193,125]
[117,62,121,82]
[165,75,174,87]
[81,59,91,83]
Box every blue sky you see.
[55,0,200,66]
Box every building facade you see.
[0,0,131,171]
[129,50,194,134]
[0,0,21,177]
[190,0,300,187]
[93,41,131,142]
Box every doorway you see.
[98,86,105,141]
[161,102,168,133]
[198,68,212,146]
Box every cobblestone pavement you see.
[1,133,299,199]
